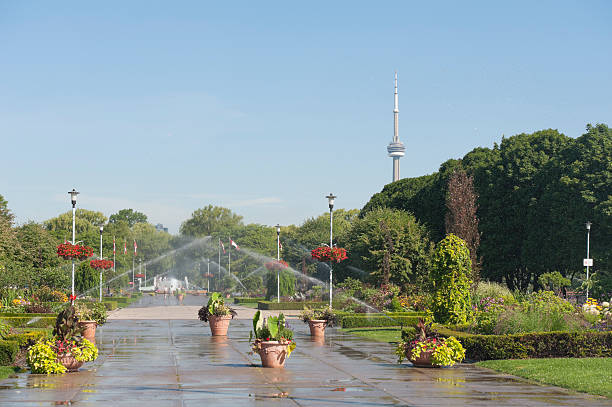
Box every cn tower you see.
[387,72,405,182]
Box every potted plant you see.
[73,302,107,343]
[27,305,98,373]
[250,310,296,368]
[198,292,237,336]
[395,319,465,368]
[300,307,338,338]
[56,242,94,260]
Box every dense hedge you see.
[341,315,421,328]
[0,340,18,365]
[102,300,118,310]
[1,316,56,328]
[5,330,52,347]
[233,297,265,304]
[257,301,342,310]
[0,313,58,318]
[428,327,612,361]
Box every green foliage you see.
[340,207,432,286]
[27,340,66,374]
[437,327,612,360]
[71,338,98,362]
[53,306,81,341]
[0,340,18,365]
[538,272,571,294]
[75,262,98,295]
[430,234,472,324]
[180,205,243,237]
[1,316,55,328]
[4,329,52,347]
[340,315,421,328]
[108,209,148,227]
[257,301,340,310]
[300,307,338,326]
[265,270,295,300]
[0,320,10,339]
[74,302,107,325]
[472,281,515,305]
[233,297,264,304]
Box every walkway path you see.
[0,295,609,406]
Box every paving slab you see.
[0,295,609,406]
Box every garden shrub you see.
[233,297,264,304]
[341,315,421,328]
[265,270,296,300]
[1,316,55,328]
[4,330,52,347]
[431,327,612,360]
[430,234,472,324]
[102,300,118,311]
[472,281,515,305]
[0,340,18,365]
[257,301,341,310]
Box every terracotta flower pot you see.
[307,319,327,337]
[410,349,438,368]
[79,320,97,343]
[57,353,84,372]
[208,315,232,336]
[258,341,288,368]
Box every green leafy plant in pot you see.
[250,310,296,368]
[198,292,237,336]
[300,307,337,338]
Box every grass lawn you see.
[477,358,612,398]
[0,366,20,380]
[340,327,402,343]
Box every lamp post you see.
[276,224,281,303]
[207,258,210,293]
[585,221,592,300]
[68,189,79,299]
[99,224,104,302]
[326,193,336,308]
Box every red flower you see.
[69,294,77,302]
[311,246,348,263]
[90,259,114,270]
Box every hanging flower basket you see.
[90,259,114,270]
[265,260,289,271]
[57,243,94,260]
[311,246,347,263]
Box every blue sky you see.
[1,1,610,233]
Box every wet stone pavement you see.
[0,295,610,406]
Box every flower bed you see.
[430,327,612,360]
[56,243,94,260]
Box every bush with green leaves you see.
[396,318,465,366]
[472,281,515,305]
[430,234,472,324]
[265,270,296,300]
[27,338,98,374]
[73,302,107,325]
[300,307,338,327]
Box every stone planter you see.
[57,353,84,372]
[79,320,97,343]
[257,341,288,368]
[409,349,439,368]
[307,319,327,337]
[208,315,232,336]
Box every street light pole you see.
[586,221,592,300]
[276,224,281,303]
[326,193,336,308]
[68,189,79,299]
[207,258,210,293]
[99,225,104,302]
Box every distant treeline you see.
[362,124,611,294]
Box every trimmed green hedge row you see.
[1,316,56,328]
[0,341,18,365]
[341,315,422,328]
[233,297,265,304]
[0,313,58,318]
[257,301,342,310]
[428,327,612,361]
[5,330,52,347]
[102,300,118,310]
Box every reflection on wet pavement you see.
[0,295,609,406]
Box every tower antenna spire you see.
[387,71,405,182]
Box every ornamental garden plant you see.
[249,310,296,368]
[26,305,98,373]
[198,292,237,336]
[56,242,94,260]
[300,307,338,337]
[311,246,348,263]
[396,318,465,367]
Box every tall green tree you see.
[180,205,243,237]
[108,209,148,227]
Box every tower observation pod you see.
[387,72,405,182]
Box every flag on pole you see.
[220,239,226,254]
[113,237,116,255]
[124,241,127,255]
[134,240,138,256]
[230,239,240,251]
